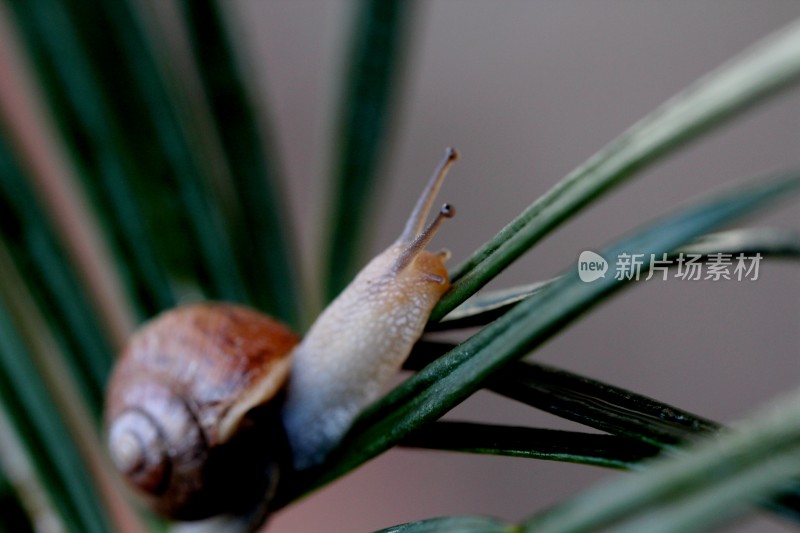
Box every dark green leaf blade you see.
[176,0,302,325]
[405,346,720,448]
[0,137,113,415]
[5,0,178,318]
[401,421,661,469]
[490,361,721,448]
[323,0,416,301]
[521,386,800,533]
[75,0,252,305]
[427,281,552,332]
[375,515,514,533]
[0,299,111,533]
[11,0,271,310]
[407,345,800,522]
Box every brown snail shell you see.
[104,303,299,520]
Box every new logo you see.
[578,251,608,282]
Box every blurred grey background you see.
[229,2,800,531]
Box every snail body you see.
[282,202,454,469]
[105,149,458,519]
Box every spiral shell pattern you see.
[104,303,298,519]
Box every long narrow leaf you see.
[0,299,111,533]
[20,0,255,305]
[521,386,800,533]
[433,17,800,320]
[682,227,800,257]
[323,0,416,301]
[614,452,800,533]
[0,239,151,533]
[173,0,302,325]
[375,515,514,533]
[0,404,59,533]
[0,137,113,413]
[490,362,721,448]
[427,280,552,332]
[489,362,800,523]
[401,421,661,469]
[405,347,720,448]
[405,347,800,521]
[81,0,257,305]
[278,171,800,505]
[5,0,178,318]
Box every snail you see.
[104,148,459,520]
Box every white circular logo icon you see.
[578,251,608,282]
